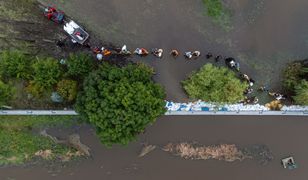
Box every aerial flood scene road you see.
[0,0,308,180]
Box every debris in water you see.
[139,144,156,157]
[242,144,274,165]
[163,143,247,162]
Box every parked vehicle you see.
[63,20,89,45]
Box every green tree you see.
[0,80,15,106]
[66,53,95,78]
[0,50,33,79]
[56,79,78,102]
[293,80,308,105]
[75,63,166,146]
[31,58,61,89]
[182,63,247,103]
[282,62,303,92]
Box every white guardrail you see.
[0,110,78,116]
[0,101,308,116]
[164,101,308,116]
[165,110,308,116]
[0,110,307,116]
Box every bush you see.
[182,63,247,103]
[31,57,61,89]
[282,62,303,92]
[75,63,166,146]
[0,80,15,107]
[293,80,308,105]
[0,50,33,79]
[56,79,78,102]
[66,53,94,78]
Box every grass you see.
[0,0,39,51]
[202,0,232,31]
[0,116,78,166]
[0,0,35,21]
[0,0,37,21]
[0,130,70,165]
[0,115,77,130]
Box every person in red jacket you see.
[45,7,56,20]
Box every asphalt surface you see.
[1,115,307,180]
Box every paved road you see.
[1,115,307,180]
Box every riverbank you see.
[0,116,88,167]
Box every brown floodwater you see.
[3,0,308,179]
[1,115,308,180]
[39,0,308,101]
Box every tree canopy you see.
[75,63,166,146]
[0,50,32,80]
[56,79,78,102]
[31,57,61,89]
[282,62,304,92]
[0,80,15,107]
[182,63,247,103]
[293,80,308,105]
[66,53,95,78]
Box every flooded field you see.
[40,0,308,101]
[1,115,308,180]
[2,0,308,179]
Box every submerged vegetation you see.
[202,0,232,31]
[182,64,247,103]
[76,63,166,146]
[0,116,77,166]
[283,60,308,105]
[0,51,90,108]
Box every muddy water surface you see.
[4,1,308,179]
[40,0,308,101]
[1,116,308,180]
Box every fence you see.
[164,101,308,116]
[0,110,78,116]
[165,110,308,116]
[0,110,307,116]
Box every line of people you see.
[239,72,287,104]
[60,39,289,104]
[90,45,227,61]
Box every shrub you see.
[75,63,166,146]
[31,57,61,89]
[0,50,33,79]
[66,53,94,78]
[282,62,303,92]
[293,80,308,105]
[0,80,15,107]
[182,63,247,103]
[56,79,78,102]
